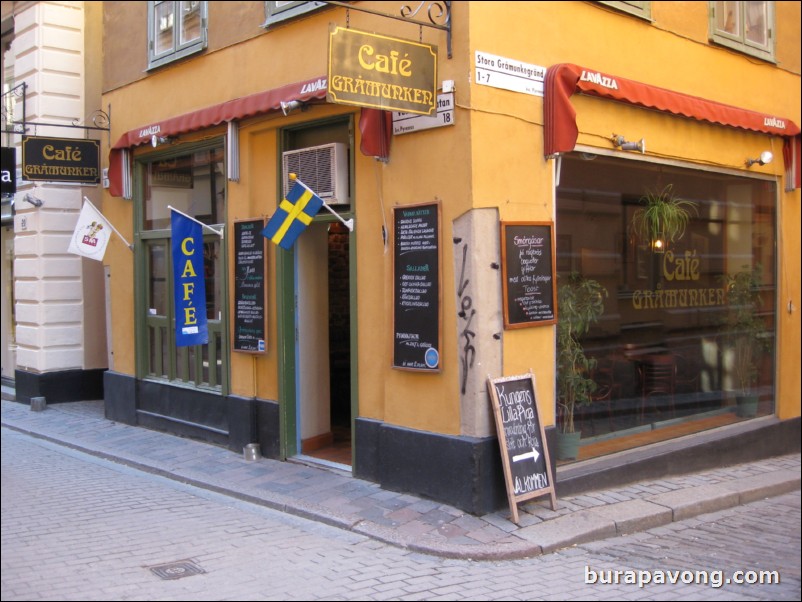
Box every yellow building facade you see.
[100,2,800,513]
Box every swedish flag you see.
[262,176,324,250]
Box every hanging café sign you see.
[327,26,437,116]
[21,136,100,184]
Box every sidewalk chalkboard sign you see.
[501,222,557,329]
[487,372,556,523]
[392,202,441,371]
[233,218,267,352]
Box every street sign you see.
[392,93,455,135]
[475,51,546,97]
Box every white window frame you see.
[148,1,208,70]
[709,1,775,62]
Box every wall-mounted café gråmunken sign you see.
[327,26,437,116]
[22,136,100,184]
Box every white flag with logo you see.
[68,200,112,261]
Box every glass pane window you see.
[179,1,202,45]
[144,147,224,231]
[745,1,768,46]
[149,1,207,69]
[556,154,776,461]
[153,1,175,56]
[596,1,652,20]
[710,1,773,61]
[262,1,326,28]
[716,0,741,36]
[138,143,227,392]
[148,242,168,315]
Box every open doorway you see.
[294,220,352,468]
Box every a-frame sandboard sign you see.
[487,371,557,523]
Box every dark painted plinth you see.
[103,371,280,454]
[15,368,105,404]
[556,415,802,496]
[355,418,508,516]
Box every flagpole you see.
[290,173,354,232]
[168,205,225,239]
[320,201,354,232]
[84,197,133,251]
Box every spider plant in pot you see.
[630,184,698,253]
[556,272,607,459]
[721,264,771,417]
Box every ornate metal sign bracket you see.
[321,1,452,58]
[2,82,111,144]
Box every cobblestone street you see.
[3,427,799,601]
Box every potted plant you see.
[556,272,607,459]
[721,264,771,417]
[630,184,698,252]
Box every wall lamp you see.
[151,135,174,148]
[24,193,44,207]
[611,134,646,154]
[745,151,773,167]
[280,100,308,116]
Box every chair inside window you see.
[583,365,617,435]
[639,353,676,421]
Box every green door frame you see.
[275,118,358,464]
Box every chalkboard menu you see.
[487,373,556,523]
[501,222,557,329]
[233,219,267,352]
[392,202,441,371]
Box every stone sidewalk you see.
[2,394,799,560]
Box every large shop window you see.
[138,145,227,391]
[557,154,776,460]
[148,1,208,70]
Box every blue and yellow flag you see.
[262,176,324,250]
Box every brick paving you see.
[1,394,799,561]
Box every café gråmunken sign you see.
[22,136,100,184]
[327,26,437,116]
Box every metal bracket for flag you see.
[168,205,225,239]
[321,201,354,232]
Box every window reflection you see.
[745,0,767,45]
[556,155,776,455]
[148,243,168,315]
[140,144,226,391]
[154,1,175,56]
[717,0,740,35]
[180,1,202,45]
[144,147,225,231]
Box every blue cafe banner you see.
[171,209,208,347]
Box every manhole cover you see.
[148,559,205,580]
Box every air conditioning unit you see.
[282,142,349,205]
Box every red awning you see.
[108,75,397,196]
[108,76,329,196]
[359,109,392,160]
[544,63,801,188]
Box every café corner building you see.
[98,2,800,515]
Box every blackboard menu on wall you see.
[487,373,556,523]
[233,219,267,353]
[501,222,557,329]
[392,202,441,371]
